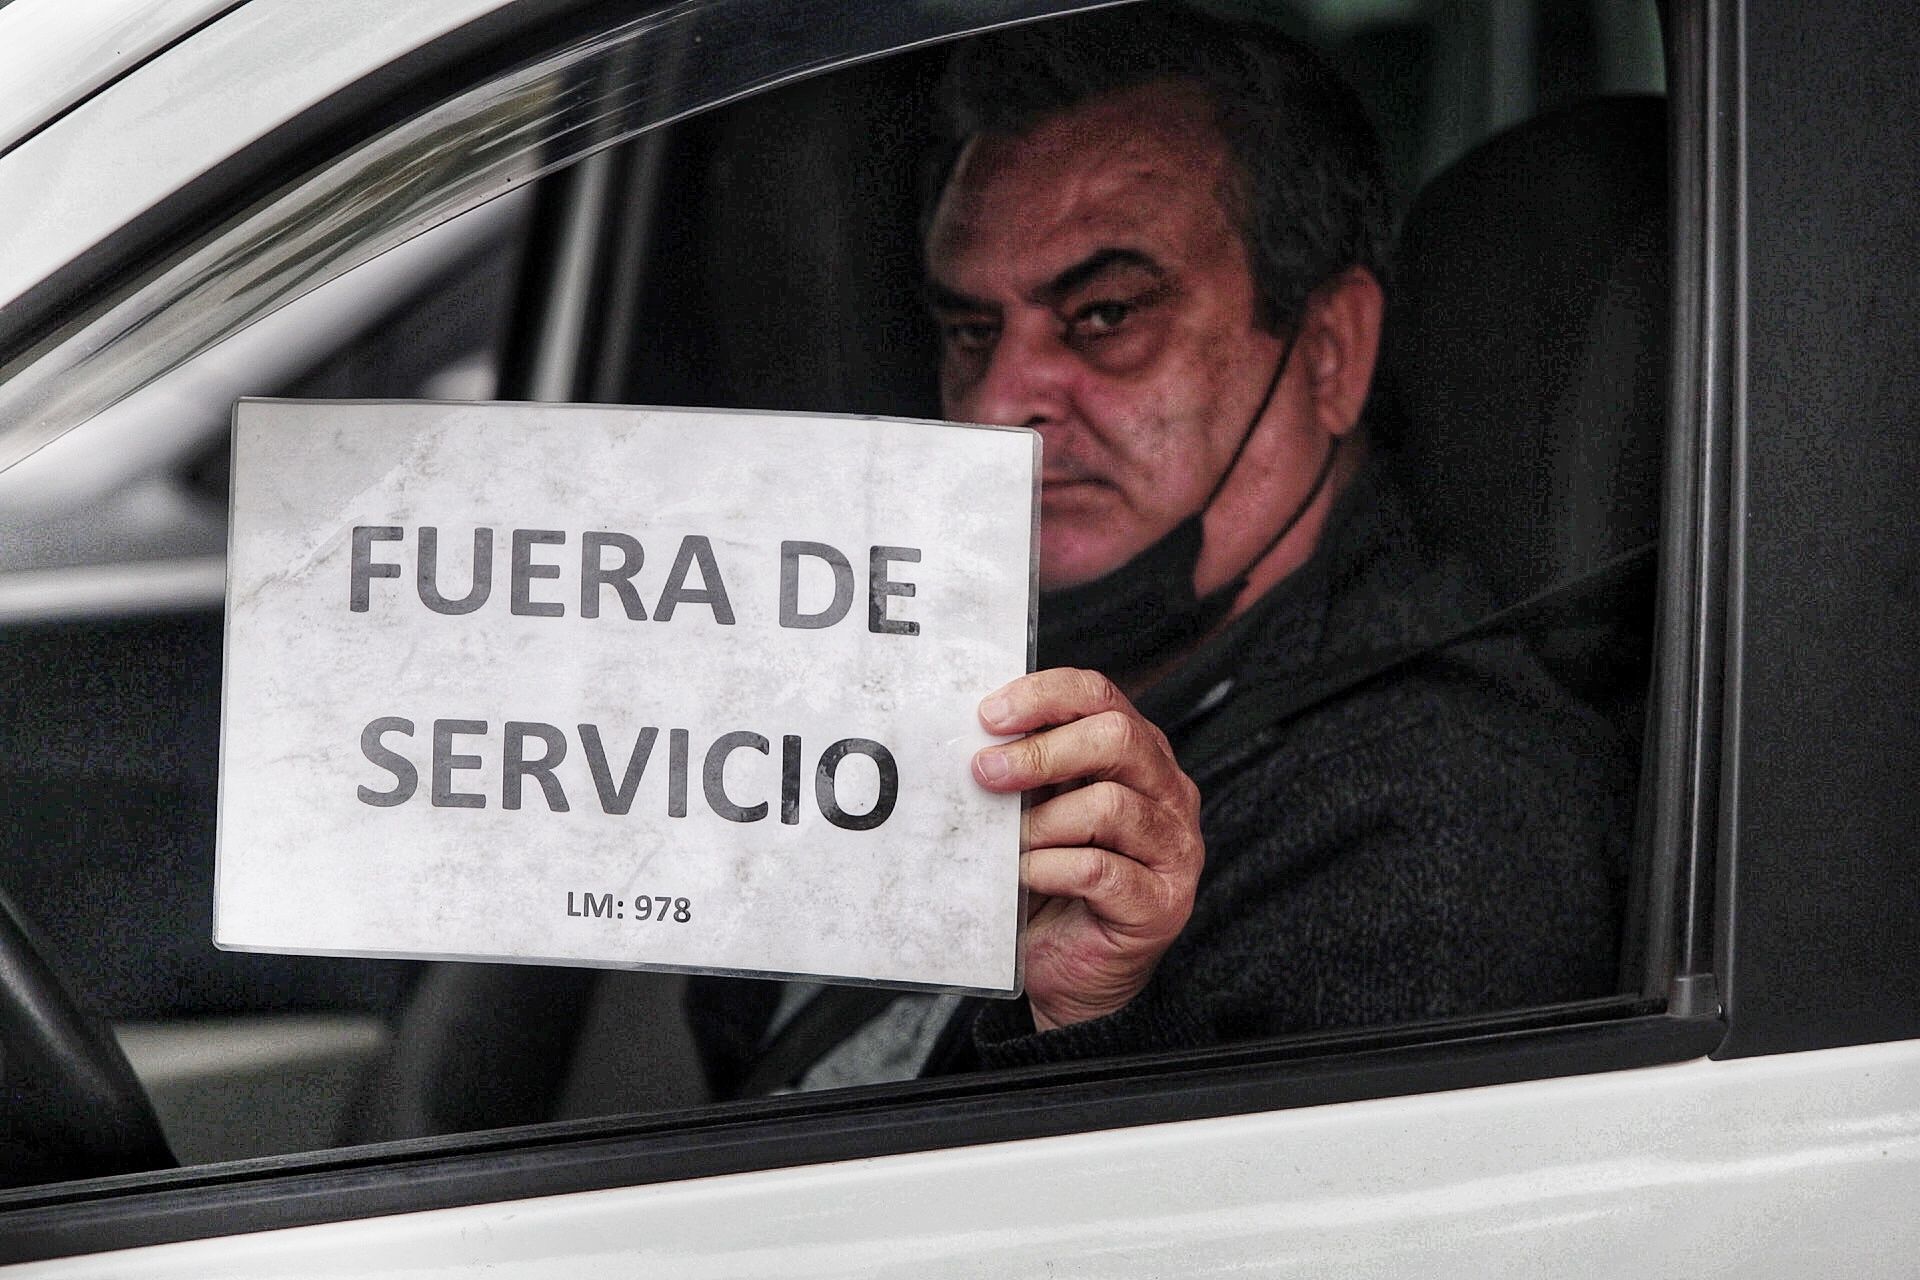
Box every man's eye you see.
[1069,301,1132,340]
[943,321,998,352]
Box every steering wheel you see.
[0,888,173,1187]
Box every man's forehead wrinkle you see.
[962,81,1225,205]
[1015,120,1224,214]
[1021,76,1220,158]
[926,79,1241,305]
[947,146,1217,258]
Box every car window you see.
[0,0,1677,1210]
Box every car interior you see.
[0,0,1671,1185]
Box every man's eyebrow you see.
[923,249,1168,315]
[1034,248,1166,305]
[923,280,994,314]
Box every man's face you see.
[924,80,1291,590]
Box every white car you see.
[0,0,1916,1274]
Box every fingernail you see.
[976,750,1011,782]
[980,694,1011,726]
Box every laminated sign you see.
[217,401,1037,994]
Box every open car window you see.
[0,0,1714,1254]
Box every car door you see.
[1,0,1917,1274]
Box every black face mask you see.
[1035,341,1339,678]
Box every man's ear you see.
[1300,266,1384,439]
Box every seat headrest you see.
[1382,95,1669,601]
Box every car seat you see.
[1380,94,1668,740]
[1378,94,1669,994]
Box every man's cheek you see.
[939,361,980,417]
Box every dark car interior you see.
[0,0,1670,1184]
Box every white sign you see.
[216,401,1036,995]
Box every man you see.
[691,4,1624,1089]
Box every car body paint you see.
[9,1039,1919,1276]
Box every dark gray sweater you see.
[961,464,1630,1067]
[686,466,1631,1089]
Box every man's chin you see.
[1037,542,1134,593]
[1038,495,1131,584]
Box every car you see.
[0,0,1916,1273]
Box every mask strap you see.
[1200,334,1295,513]
[1194,335,1345,603]
[1218,432,1341,598]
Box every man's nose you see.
[952,322,1075,429]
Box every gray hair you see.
[930,3,1392,334]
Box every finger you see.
[975,707,1182,798]
[1024,781,1193,873]
[1021,846,1184,940]
[979,667,1134,735]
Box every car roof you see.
[0,0,1105,323]
[0,0,243,153]
[0,0,527,315]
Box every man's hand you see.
[972,668,1204,1031]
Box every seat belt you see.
[733,983,901,1096]
[731,540,1656,1092]
[1185,539,1655,789]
